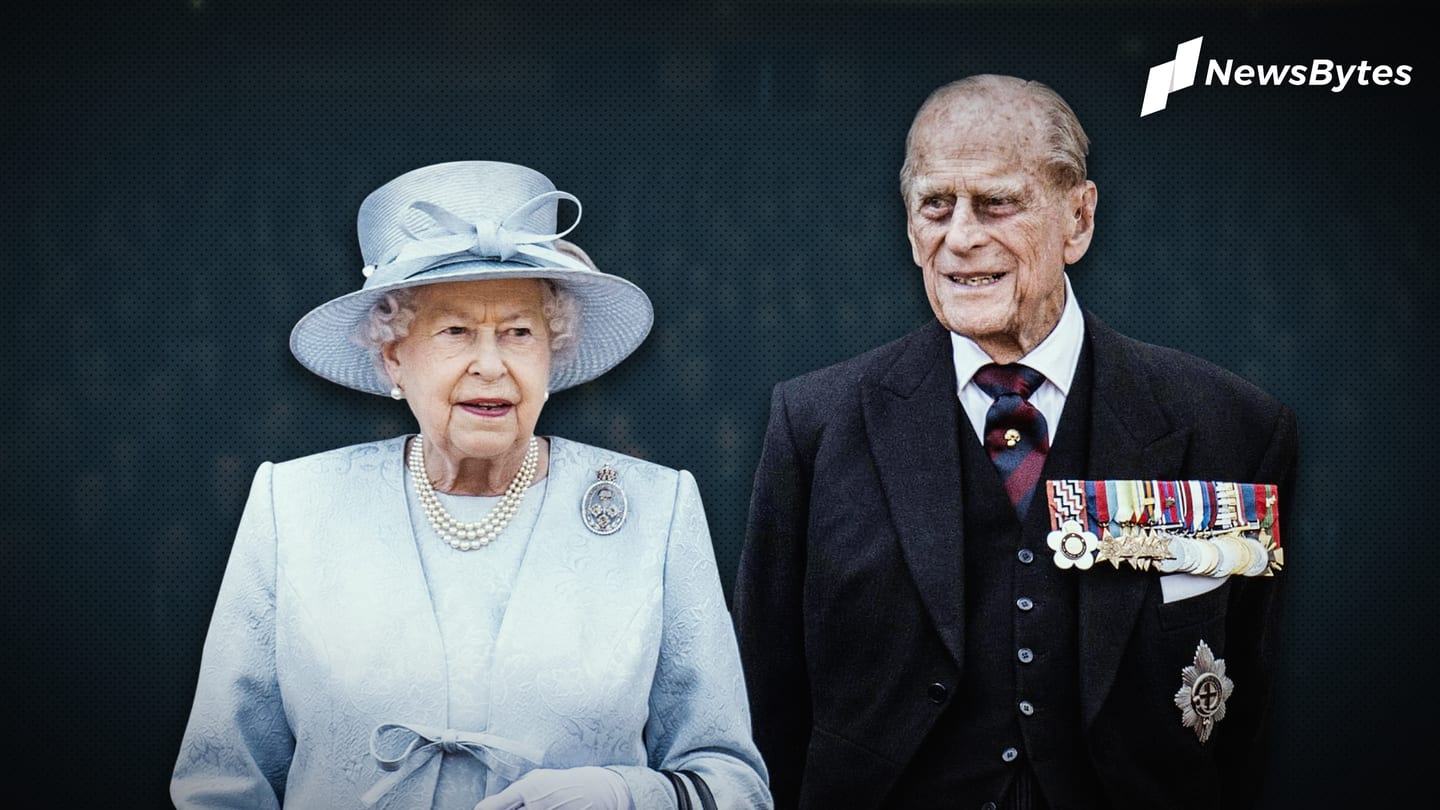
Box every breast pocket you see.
[1156,576,1230,633]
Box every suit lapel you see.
[861,320,968,667]
[1077,313,1191,725]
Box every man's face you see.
[904,94,1096,363]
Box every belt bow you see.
[360,721,545,806]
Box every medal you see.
[581,463,627,535]
[1156,536,1191,574]
[1174,640,1234,743]
[1045,519,1098,570]
[1043,479,1284,576]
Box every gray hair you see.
[355,277,580,389]
[899,74,1090,199]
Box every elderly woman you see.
[171,161,771,810]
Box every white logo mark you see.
[1141,36,1204,116]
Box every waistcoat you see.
[883,341,1103,810]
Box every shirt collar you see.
[949,273,1083,395]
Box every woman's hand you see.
[473,766,634,810]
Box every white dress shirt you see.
[950,273,1084,447]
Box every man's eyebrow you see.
[909,180,954,199]
[911,177,1029,201]
[972,177,1030,198]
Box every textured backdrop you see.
[5,1,1431,806]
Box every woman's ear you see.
[381,341,403,389]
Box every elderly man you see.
[733,75,1297,809]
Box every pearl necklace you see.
[408,434,539,551]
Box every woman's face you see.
[382,278,551,475]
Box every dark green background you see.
[6,1,1432,806]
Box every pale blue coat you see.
[172,435,772,809]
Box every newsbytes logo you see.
[1141,36,1414,116]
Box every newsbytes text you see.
[1205,59,1412,92]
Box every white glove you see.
[473,766,635,810]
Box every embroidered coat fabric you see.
[172,435,771,810]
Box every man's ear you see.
[1063,181,1097,265]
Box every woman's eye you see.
[441,326,467,336]
[510,327,532,337]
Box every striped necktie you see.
[973,363,1050,516]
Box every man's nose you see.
[944,204,988,253]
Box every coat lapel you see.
[1077,313,1191,725]
[340,437,450,712]
[278,437,451,732]
[862,320,968,668]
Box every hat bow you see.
[363,190,582,281]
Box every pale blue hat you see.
[289,161,654,395]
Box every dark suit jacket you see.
[733,313,1299,809]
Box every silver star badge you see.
[1174,640,1234,743]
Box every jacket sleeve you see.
[171,462,293,809]
[732,383,813,808]
[610,469,775,810]
[1219,402,1300,806]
